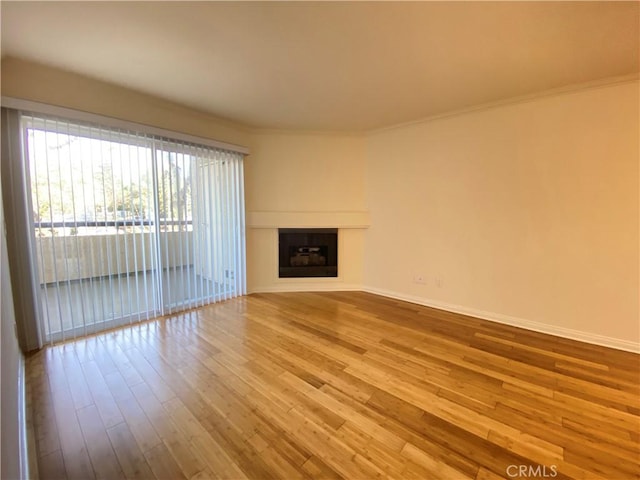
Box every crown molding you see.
[369,73,640,135]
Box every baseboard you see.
[249,283,362,294]
[18,354,30,480]
[245,285,640,353]
[362,286,640,354]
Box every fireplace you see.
[279,228,338,278]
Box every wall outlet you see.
[435,276,443,288]
[413,274,426,284]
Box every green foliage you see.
[31,143,192,231]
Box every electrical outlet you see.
[435,276,443,288]
[413,274,426,284]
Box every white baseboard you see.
[19,354,30,480]
[362,286,640,354]
[244,285,639,353]
[249,283,362,294]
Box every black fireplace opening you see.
[279,228,338,278]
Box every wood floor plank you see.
[76,404,125,479]
[106,422,156,480]
[28,292,640,480]
[29,368,62,459]
[301,455,343,480]
[96,335,145,387]
[50,384,95,480]
[59,346,94,410]
[102,370,162,454]
[37,449,66,480]
[129,382,211,479]
[143,443,189,480]
[162,396,247,479]
[80,360,126,429]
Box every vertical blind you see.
[22,113,246,344]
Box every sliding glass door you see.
[23,114,245,343]
[155,147,245,313]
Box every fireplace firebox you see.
[278,228,338,278]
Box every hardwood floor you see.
[27,292,640,479]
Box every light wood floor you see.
[27,292,640,480]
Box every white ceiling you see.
[2,1,638,132]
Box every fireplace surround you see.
[278,228,338,278]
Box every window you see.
[21,113,246,343]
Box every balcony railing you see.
[34,219,192,229]
[35,224,197,284]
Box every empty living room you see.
[1,2,638,479]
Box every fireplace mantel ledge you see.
[247,211,370,229]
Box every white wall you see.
[245,131,368,292]
[1,58,370,294]
[1,171,25,480]
[1,57,251,148]
[364,81,639,349]
[3,57,638,350]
